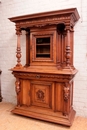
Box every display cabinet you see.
[9,8,79,126]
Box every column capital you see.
[15,24,22,35]
[65,23,74,32]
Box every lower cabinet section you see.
[12,71,76,126]
[31,81,53,108]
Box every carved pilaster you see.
[25,29,30,67]
[15,78,21,106]
[15,24,22,68]
[63,82,70,102]
[63,82,70,116]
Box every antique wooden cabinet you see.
[9,8,79,126]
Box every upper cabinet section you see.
[9,8,80,70]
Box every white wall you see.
[0,0,87,117]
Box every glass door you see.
[36,37,50,58]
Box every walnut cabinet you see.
[9,8,79,126]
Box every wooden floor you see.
[0,102,87,130]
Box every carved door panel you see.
[30,81,54,109]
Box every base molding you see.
[11,106,76,126]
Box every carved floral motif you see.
[36,90,45,101]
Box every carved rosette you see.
[15,78,21,106]
[36,90,45,102]
[63,82,70,102]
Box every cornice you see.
[9,8,80,28]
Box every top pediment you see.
[9,8,80,28]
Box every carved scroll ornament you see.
[63,82,70,102]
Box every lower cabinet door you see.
[21,79,64,112]
[30,80,54,109]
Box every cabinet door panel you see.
[30,81,53,109]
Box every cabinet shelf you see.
[36,53,50,58]
[36,43,50,46]
[36,53,50,54]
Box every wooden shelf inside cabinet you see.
[36,43,50,45]
[36,37,50,58]
[9,8,80,126]
[36,53,50,58]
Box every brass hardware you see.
[36,75,40,79]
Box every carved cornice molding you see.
[9,8,80,29]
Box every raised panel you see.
[55,83,63,112]
[30,81,52,108]
[21,80,30,106]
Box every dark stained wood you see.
[0,70,2,102]
[9,8,80,126]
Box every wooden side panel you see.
[21,80,30,106]
[55,83,63,112]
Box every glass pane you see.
[36,37,50,58]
